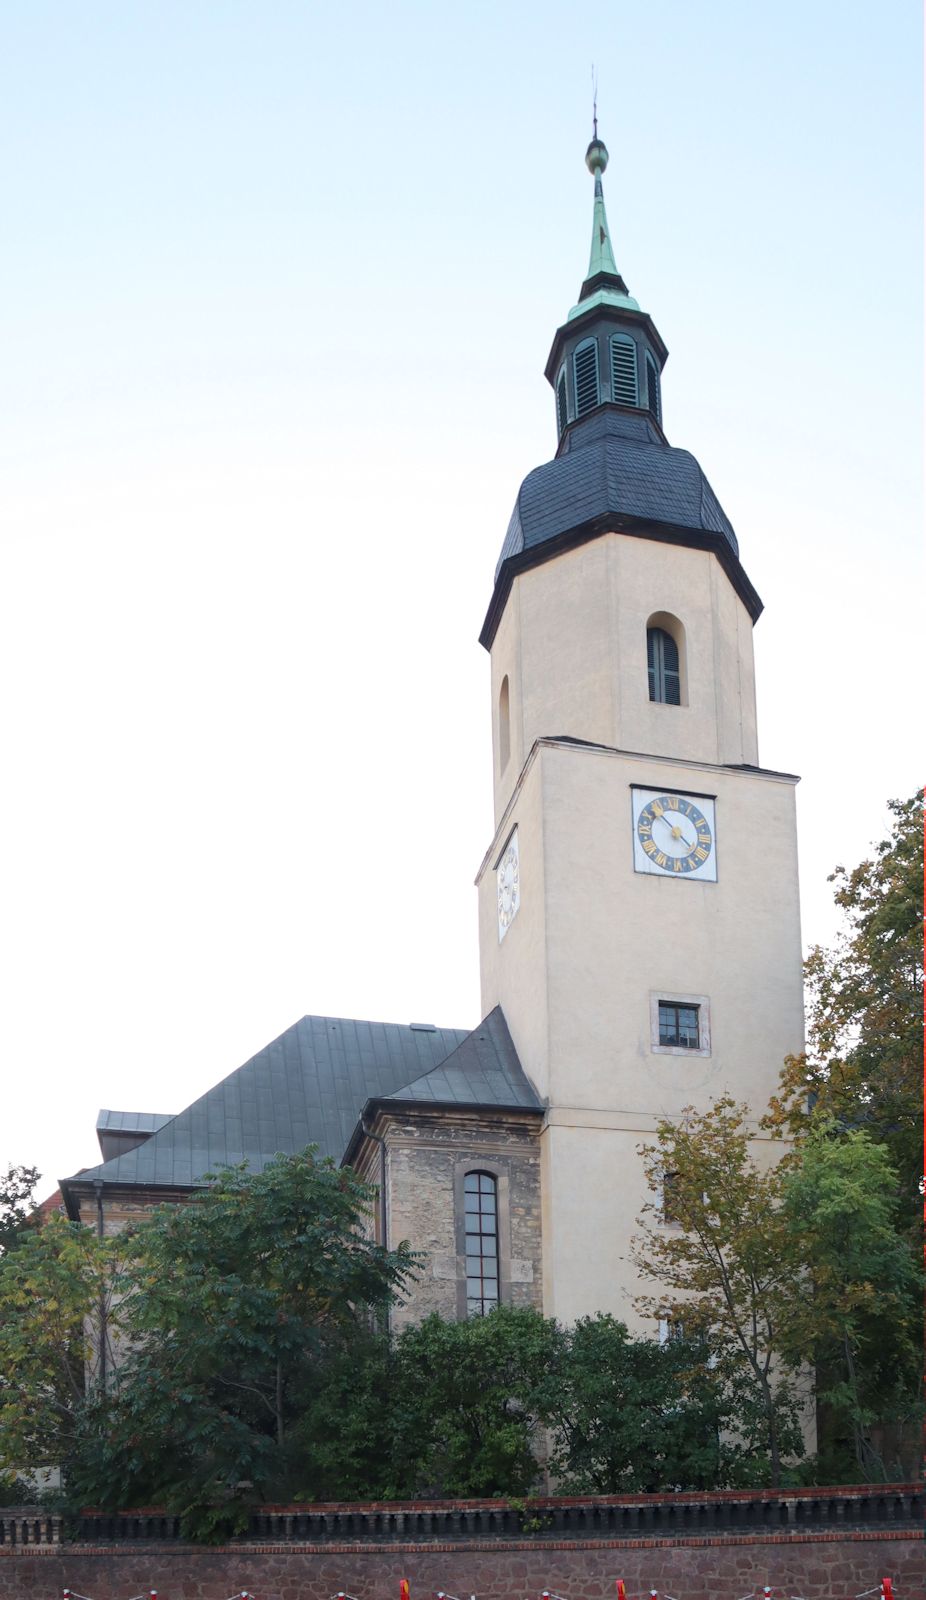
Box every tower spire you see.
[580,132,628,299]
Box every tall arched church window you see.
[498,675,510,772]
[556,366,568,436]
[573,339,600,418]
[464,1171,499,1317]
[645,353,661,424]
[610,334,638,407]
[648,626,681,705]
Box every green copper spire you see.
[568,131,640,320]
[584,137,619,280]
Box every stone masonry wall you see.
[376,1110,543,1331]
[1,1532,921,1599]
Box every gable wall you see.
[372,1112,543,1332]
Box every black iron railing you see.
[43,1485,921,1545]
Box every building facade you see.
[62,133,804,1339]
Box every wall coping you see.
[69,1482,926,1515]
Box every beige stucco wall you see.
[477,738,804,1330]
[491,533,759,825]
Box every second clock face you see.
[632,789,717,881]
[496,828,521,940]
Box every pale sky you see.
[0,1,921,1194]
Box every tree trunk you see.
[275,1354,284,1449]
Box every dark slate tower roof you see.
[495,408,740,577]
[480,131,761,649]
[383,1006,541,1110]
[59,1013,470,1210]
[340,1007,541,1165]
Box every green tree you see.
[387,1307,562,1498]
[0,1213,120,1471]
[71,1151,416,1538]
[632,1098,806,1487]
[545,1313,728,1492]
[781,1125,922,1481]
[0,1163,40,1254]
[769,791,923,1209]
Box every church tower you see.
[476,133,804,1328]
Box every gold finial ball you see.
[585,138,609,176]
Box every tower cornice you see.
[480,515,763,653]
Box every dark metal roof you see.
[62,1015,470,1198]
[494,409,739,583]
[384,1006,541,1110]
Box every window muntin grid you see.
[464,1171,499,1317]
[658,1001,700,1049]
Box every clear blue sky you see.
[0,2,921,1190]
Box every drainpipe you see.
[359,1116,388,1251]
[93,1181,107,1390]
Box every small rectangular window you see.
[658,1001,700,1050]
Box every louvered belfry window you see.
[610,334,638,407]
[573,340,600,418]
[648,626,681,705]
[645,353,661,423]
[556,368,568,435]
[464,1171,499,1317]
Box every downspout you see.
[359,1116,388,1251]
[93,1180,107,1390]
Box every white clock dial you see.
[496,829,521,941]
[631,788,717,881]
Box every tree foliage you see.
[70,1151,417,1538]
[0,1213,120,1470]
[544,1313,729,1492]
[781,1126,922,1480]
[0,1163,40,1254]
[632,1098,806,1486]
[769,790,923,1206]
[386,1306,561,1498]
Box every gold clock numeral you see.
[651,800,664,818]
[667,796,679,810]
[643,839,656,856]
[672,858,682,872]
[694,846,708,862]
[639,823,651,836]
[654,851,668,868]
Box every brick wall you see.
[1,1532,921,1600]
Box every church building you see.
[61,133,805,1336]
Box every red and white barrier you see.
[58,1574,901,1599]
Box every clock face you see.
[496,829,520,940]
[632,789,717,881]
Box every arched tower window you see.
[498,675,510,772]
[556,366,568,436]
[645,353,661,424]
[610,333,638,407]
[464,1171,499,1317]
[573,339,600,418]
[647,624,681,705]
